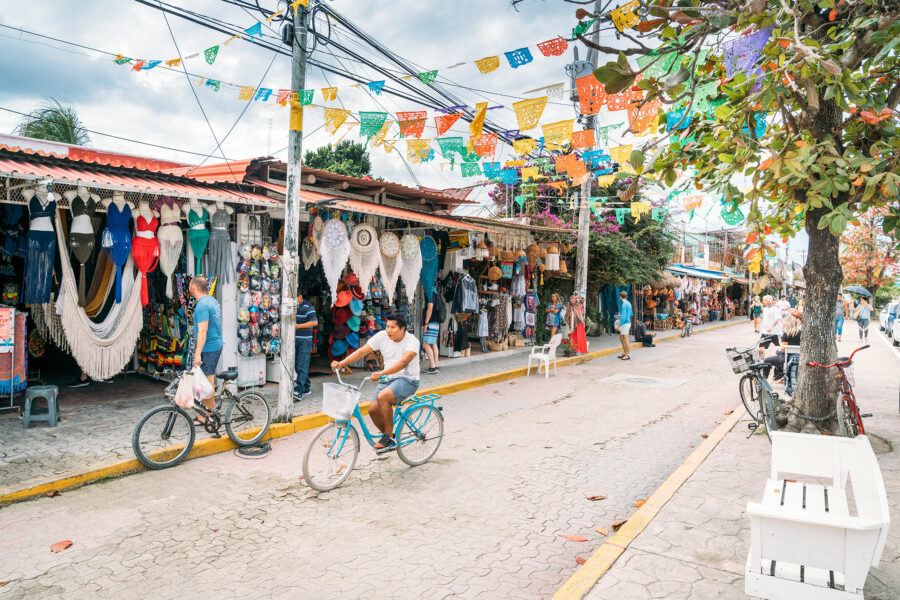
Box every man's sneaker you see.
[426,367,440,375]
[66,378,90,388]
[292,391,303,402]
[302,390,313,398]
[373,434,397,454]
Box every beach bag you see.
[432,293,447,323]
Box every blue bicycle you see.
[301,371,444,491]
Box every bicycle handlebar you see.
[808,345,870,369]
[333,367,378,391]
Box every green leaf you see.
[630,149,645,169]
[718,153,734,163]
[664,67,691,89]
[714,104,733,120]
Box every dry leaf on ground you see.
[724,410,734,415]
[684,526,693,530]
[596,526,609,536]
[632,499,646,508]
[586,495,607,501]
[576,557,587,565]
[560,534,588,542]
[50,540,72,553]
[611,520,627,532]
[701,434,709,439]
[45,490,60,498]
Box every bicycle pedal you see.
[747,422,758,431]
[861,413,873,418]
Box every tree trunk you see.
[784,202,843,433]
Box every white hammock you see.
[379,232,403,303]
[348,223,379,291]
[320,219,350,300]
[399,234,422,304]
[53,211,144,381]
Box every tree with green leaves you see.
[15,98,90,145]
[303,140,372,178]
[572,1,900,433]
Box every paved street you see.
[0,322,743,599]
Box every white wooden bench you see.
[746,431,890,599]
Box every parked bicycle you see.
[301,370,444,492]
[808,345,871,437]
[726,342,779,440]
[681,313,696,337]
[132,368,272,469]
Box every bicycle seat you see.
[748,362,771,371]
[216,369,238,382]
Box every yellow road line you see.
[553,404,746,600]
[0,319,745,506]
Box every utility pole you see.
[276,2,308,421]
[574,0,602,300]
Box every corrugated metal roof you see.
[0,134,189,170]
[161,158,265,184]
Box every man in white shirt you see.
[332,312,420,453]
[776,295,791,315]
[759,296,783,358]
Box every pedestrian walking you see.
[834,293,848,341]
[421,293,445,374]
[854,297,871,341]
[566,292,587,354]
[750,296,762,332]
[293,289,318,401]
[190,276,222,423]
[545,292,563,339]
[617,290,632,360]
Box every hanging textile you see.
[157,202,184,299]
[185,204,209,274]
[320,218,350,299]
[311,215,325,249]
[24,191,57,305]
[379,231,403,303]
[83,251,116,318]
[399,234,422,304]
[348,223,380,291]
[204,208,234,283]
[64,189,97,307]
[131,211,160,307]
[419,235,438,302]
[301,236,320,270]
[54,211,144,381]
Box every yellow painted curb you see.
[553,403,746,600]
[0,319,746,506]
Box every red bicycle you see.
[808,345,871,437]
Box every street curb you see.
[0,319,746,506]
[552,403,746,600]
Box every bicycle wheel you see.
[302,422,359,492]
[396,405,444,466]
[759,390,777,441]
[132,405,196,469]
[739,374,757,420]
[225,391,272,446]
[836,394,862,437]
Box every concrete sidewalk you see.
[577,330,900,599]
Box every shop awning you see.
[667,265,730,280]
[730,276,750,285]
[0,156,277,207]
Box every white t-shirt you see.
[761,305,783,336]
[367,330,421,381]
[776,299,790,314]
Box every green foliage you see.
[588,219,675,287]
[303,140,372,178]
[15,98,90,145]
[874,284,900,308]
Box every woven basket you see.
[525,244,541,267]
[488,265,503,280]
[489,244,501,258]
[500,249,516,262]
[559,260,568,274]
[547,244,559,255]
[539,246,548,258]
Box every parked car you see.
[891,314,900,346]
[879,300,899,332]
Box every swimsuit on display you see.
[186,206,209,274]
[69,195,96,306]
[157,204,184,298]
[25,195,57,305]
[204,208,233,283]
[132,212,160,307]
[101,202,133,303]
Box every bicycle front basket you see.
[322,382,361,420]
[725,348,755,374]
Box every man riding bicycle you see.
[331,312,420,454]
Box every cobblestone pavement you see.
[0,322,744,599]
[586,328,900,600]
[0,321,733,493]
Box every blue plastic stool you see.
[23,385,60,429]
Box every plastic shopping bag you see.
[174,371,195,408]
[192,367,215,400]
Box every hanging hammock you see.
[399,233,422,304]
[349,223,380,291]
[53,210,144,381]
[379,232,403,303]
[301,236,320,270]
[320,218,350,300]
[419,235,438,302]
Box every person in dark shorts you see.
[190,276,222,423]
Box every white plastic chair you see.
[527,333,562,378]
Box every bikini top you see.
[106,202,132,229]
[29,196,56,220]
[136,214,159,234]
[210,209,230,230]
[159,204,181,226]
[70,196,95,218]
[187,207,208,228]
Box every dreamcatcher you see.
[301,236,320,270]
[320,218,350,299]
[378,231,403,302]
[419,235,438,302]
[399,233,422,304]
[311,215,325,250]
[349,223,380,291]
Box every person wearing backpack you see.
[422,293,445,374]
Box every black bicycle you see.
[726,344,778,440]
[132,368,272,469]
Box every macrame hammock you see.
[379,232,403,302]
[399,233,422,304]
[348,223,379,291]
[52,210,144,381]
[320,218,350,299]
[311,216,325,250]
[301,236,320,270]
[419,235,438,302]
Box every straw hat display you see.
[558,260,568,274]
[488,265,503,280]
[489,243,501,258]
[525,243,541,267]
[539,245,548,258]
[500,247,516,262]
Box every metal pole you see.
[574,0,601,299]
[276,3,308,421]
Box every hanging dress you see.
[102,202,132,304]
[132,213,160,307]
[204,208,233,283]
[68,194,96,307]
[186,206,209,274]
[157,203,183,298]
[25,194,57,305]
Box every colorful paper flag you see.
[505,47,534,69]
[482,162,502,178]
[407,139,431,163]
[611,1,640,32]
[114,54,131,65]
[470,102,488,138]
[522,166,539,181]
[472,133,498,158]
[683,194,703,211]
[141,60,161,70]
[369,121,392,148]
[721,206,744,225]
[244,22,263,39]
[434,113,462,137]
[597,174,616,186]
[418,70,439,84]
[555,154,577,173]
[131,60,146,71]
[536,37,569,57]
[276,89,292,106]
[505,160,526,167]
[475,56,500,74]
[461,162,482,177]
[499,169,518,184]
[651,208,668,222]
[571,129,596,149]
[437,137,465,158]
[321,87,338,102]
[204,78,221,92]
[513,138,536,155]
[204,45,219,65]
[297,89,314,105]
[596,123,621,146]
[367,80,386,95]
[666,108,691,131]
[636,51,677,79]
[626,98,662,135]
[575,75,606,115]
[397,111,427,138]
[606,87,643,111]
[511,96,548,131]
[252,88,272,102]
[360,112,389,139]
[630,200,651,219]
[164,58,181,68]
[542,119,574,150]
[238,86,255,101]
[722,26,773,79]
[324,108,352,134]
[609,144,633,173]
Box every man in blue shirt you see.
[191,276,223,415]
[294,289,318,401]
[618,290,633,360]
